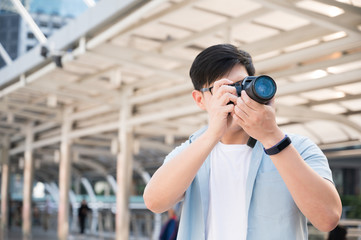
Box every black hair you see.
[189,44,255,90]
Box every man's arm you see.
[267,143,341,232]
[144,79,237,214]
[233,90,342,232]
[143,130,218,213]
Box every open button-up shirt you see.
[163,126,333,240]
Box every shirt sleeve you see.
[163,140,190,165]
[293,135,333,183]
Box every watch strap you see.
[264,135,291,155]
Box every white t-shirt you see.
[206,142,252,240]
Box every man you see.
[159,208,179,240]
[78,199,91,234]
[144,44,341,239]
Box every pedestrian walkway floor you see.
[7,226,150,240]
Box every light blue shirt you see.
[163,126,333,240]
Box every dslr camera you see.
[234,75,276,104]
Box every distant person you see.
[8,199,14,230]
[43,198,52,231]
[159,208,178,240]
[78,199,91,234]
[328,225,347,240]
[15,202,22,226]
[33,205,41,226]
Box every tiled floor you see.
[6,226,149,240]
[7,226,114,240]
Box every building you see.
[0,0,89,68]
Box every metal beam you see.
[87,0,169,49]
[10,0,47,44]
[161,7,269,52]
[253,0,361,37]
[277,69,361,97]
[0,0,146,88]
[256,36,361,73]
[277,105,361,135]
[272,52,361,79]
[0,43,13,65]
[89,48,187,80]
[316,0,361,16]
[244,24,332,56]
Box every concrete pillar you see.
[22,123,34,240]
[57,107,73,240]
[0,136,10,240]
[115,87,134,240]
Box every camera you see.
[234,75,277,104]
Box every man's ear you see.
[192,90,206,110]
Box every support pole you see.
[10,0,47,44]
[0,136,10,240]
[0,43,13,65]
[57,107,73,240]
[115,87,134,240]
[22,123,34,240]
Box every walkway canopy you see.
[0,0,361,238]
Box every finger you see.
[240,90,261,110]
[234,104,250,120]
[236,96,254,115]
[223,103,235,114]
[220,92,238,105]
[232,109,246,126]
[214,85,237,98]
[212,78,233,95]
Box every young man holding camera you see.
[144,44,342,239]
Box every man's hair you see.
[189,44,255,90]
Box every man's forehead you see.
[218,65,248,82]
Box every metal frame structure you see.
[0,0,361,239]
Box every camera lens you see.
[253,76,276,101]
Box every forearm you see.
[144,130,218,213]
[269,144,342,231]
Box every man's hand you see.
[206,79,238,140]
[232,90,284,147]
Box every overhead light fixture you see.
[327,60,361,74]
[322,31,347,42]
[310,69,328,79]
[290,69,328,82]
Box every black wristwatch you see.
[264,135,292,155]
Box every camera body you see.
[235,75,277,104]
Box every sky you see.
[29,0,90,17]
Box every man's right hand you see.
[206,78,238,140]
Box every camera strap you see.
[247,137,257,148]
